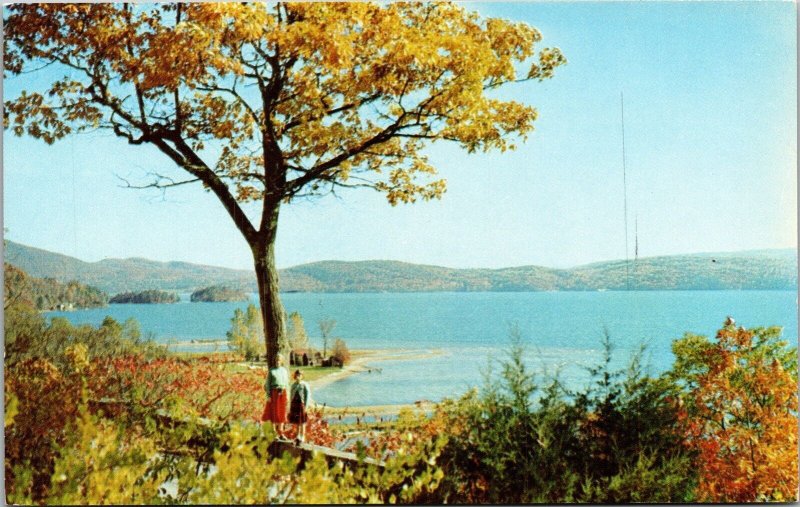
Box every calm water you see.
[46,291,797,406]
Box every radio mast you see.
[620,92,630,290]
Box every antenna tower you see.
[620,92,630,290]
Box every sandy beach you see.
[303,349,445,418]
[307,348,446,390]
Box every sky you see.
[2,2,797,270]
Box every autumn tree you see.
[4,2,565,367]
[226,305,264,361]
[318,318,336,357]
[331,338,351,366]
[287,311,309,353]
[671,318,798,502]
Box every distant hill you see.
[4,240,797,293]
[4,241,257,293]
[280,253,798,292]
[4,263,107,311]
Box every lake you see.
[46,290,797,407]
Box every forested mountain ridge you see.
[282,253,797,291]
[5,241,256,293]
[4,263,107,310]
[4,240,796,293]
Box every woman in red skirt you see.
[262,355,290,438]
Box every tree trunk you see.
[252,203,286,368]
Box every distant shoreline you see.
[38,286,799,316]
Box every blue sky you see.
[3,2,796,270]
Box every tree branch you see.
[116,173,201,190]
[281,93,382,133]
[151,134,258,242]
[286,116,406,194]
[196,81,262,132]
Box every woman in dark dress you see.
[289,369,311,443]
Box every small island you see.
[190,285,249,303]
[110,290,180,304]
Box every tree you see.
[4,263,32,311]
[670,318,798,502]
[287,311,309,353]
[318,319,337,358]
[226,305,264,361]
[331,338,351,366]
[4,3,565,367]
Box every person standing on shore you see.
[289,370,312,443]
[262,355,290,438]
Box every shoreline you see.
[315,401,438,419]
[157,343,451,420]
[203,346,445,402]
[307,349,446,419]
[308,348,446,390]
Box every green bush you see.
[429,330,697,503]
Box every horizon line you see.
[4,239,797,274]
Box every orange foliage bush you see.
[5,358,82,500]
[673,320,798,502]
[86,355,264,421]
[84,354,335,445]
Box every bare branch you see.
[116,172,201,190]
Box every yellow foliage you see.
[5,2,564,205]
[47,409,167,504]
[5,391,19,429]
[64,343,90,373]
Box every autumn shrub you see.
[86,355,265,421]
[332,337,351,365]
[5,334,338,502]
[5,304,165,370]
[4,297,172,500]
[670,319,798,502]
[3,298,48,368]
[46,406,167,505]
[12,388,445,505]
[5,357,83,502]
[138,412,440,504]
